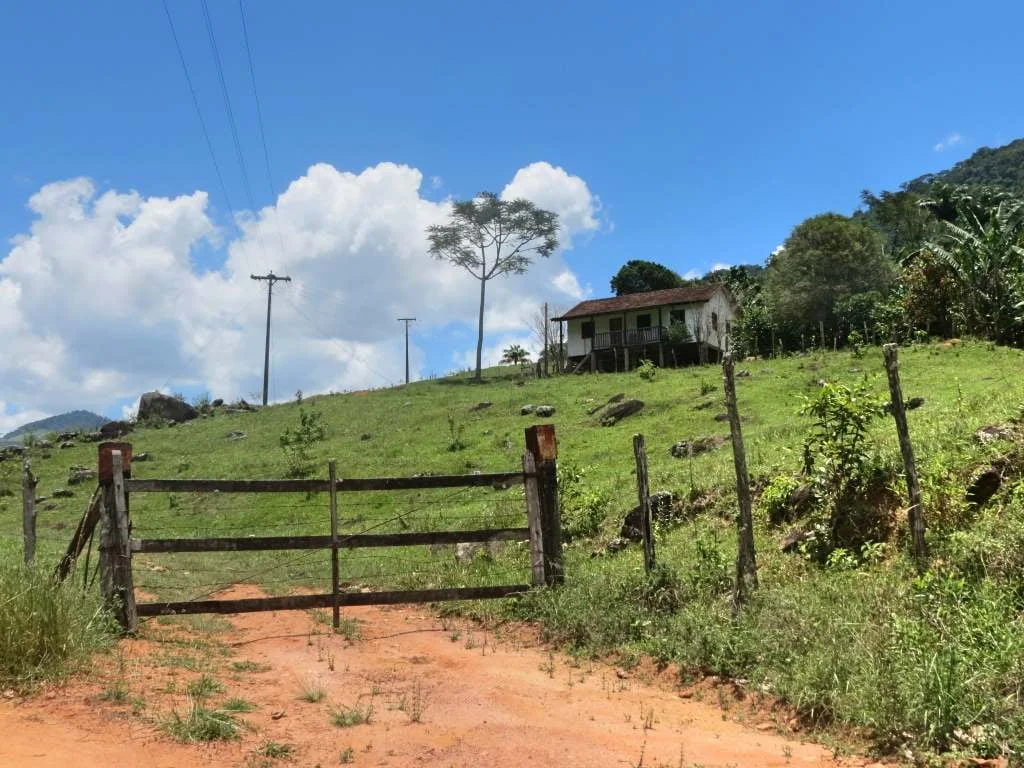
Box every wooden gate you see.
[84,425,562,633]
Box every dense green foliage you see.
[609,259,684,295]
[909,138,1024,198]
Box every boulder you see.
[587,393,626,415]
[599,399,644,426]
[211,398,224,407]
[619,491,677,540]
[59,441,76,449]
[780,527,811,553]
[68,467,97,485]
[736,369,751,378]
[534,405,556,417]
[768,483,814,526]
[138,391,198,423]
[469,401,493,412]
[134,452,150,462]
[670,436,725,459]
[520,404,536,415]
[56,431,78,442]
[975,424,1015,444]
[966,467,1002,507]
[99,421,133,439]
[52,488,74,498]
[36,440,53,450]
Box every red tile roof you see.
[552,284,727,321]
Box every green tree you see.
[924,198,1024,344]
[610,260,684,295]
[427,193,559,381]
[765,214,895,342]
[500,344,531,366]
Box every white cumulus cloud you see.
[0,161,600,428]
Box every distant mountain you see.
[2,410,108,441]
[907,138,1024,196]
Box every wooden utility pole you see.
[542,303,549,378]
[723,353,757,607]
[397,317,416,386]
[22,460,37,566]
[250,271,291,406]
[883,344,928,569]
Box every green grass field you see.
[3,339,1024,758]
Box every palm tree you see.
[924,198,1024,344]
[500,344,531,366]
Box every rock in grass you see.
[520,404,536,415]
[599,399,644,426]
[534,405,555,417]
[138,391,198,423]
[469,401,493,412]
[619,490,677,541]
[52,488,74,498]
[227,431,247,440]
[966,467,1002,507]
[670,436,725,459]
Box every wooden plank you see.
[883,344,928,570]
[633,434,655,572]
[110,451,137,633]
[22,460,36,566]
[723,352,758,608]
[522,452,545,587]
[54,488,102,582]
[131,527,531,553]
[137,585,531,617]
[328,459,340,629]
[526,425,563,586]
[125,471,527,494]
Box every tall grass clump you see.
[0,562,114,687]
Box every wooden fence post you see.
[525,424,563,586]
[22,460,37,566]
[883,344,928,570]
[99,443,136,633]
[328,459,340,630]
[632,434,655,572]
[522,452,546,586]
[723,353,758,608]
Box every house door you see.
[609,317,623,346]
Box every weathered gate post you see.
[525,425,563,586]
[883,343,928,570]
[98,442,137,633]
[632,434,655,572]
[723,353,758,609]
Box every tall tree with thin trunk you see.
[427,192,559,381]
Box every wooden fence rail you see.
[88,425,562,634]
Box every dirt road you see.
[1,589,851,767]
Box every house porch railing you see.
[591,326,667,350]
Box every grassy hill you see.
[2,409,107,442]
[3,341,1024,759]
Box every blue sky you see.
[2,0,1022,429]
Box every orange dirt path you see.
[1,589,857,768]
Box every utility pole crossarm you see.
[251,272,292,406]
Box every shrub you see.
[279,407,328,477]
[557,461,610,541]
[0,562,113,688]
[637,359,657,381]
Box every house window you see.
[635,314,652,329]
[608,318,623,331]
[581,321,595,339]
[711,312,719,331]
[669,309,685,326]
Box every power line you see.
[161,0,236,220]
[238,0,280,212]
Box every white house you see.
[551,284,737,372]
